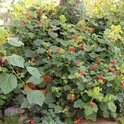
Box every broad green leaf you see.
[77,82,85,91]
[103,111,109,118]
[28,32,35,39]
[85,112,97,122]
[27,90,45,106]
[34,39,44,46]
[27,67,42,79]
[84,46,92,52]
[120,22,124,27]
[0,73,17,94]
[104,72,116,81]
[100,102,107,112]
[84,104,98,116]
[8,38,24,46]
[37,47,46,54]
[7,54,25,68]
[26,76,41,85]
[44,92,56,104]
[21,100,35,108]
[63,85,71,91]
[74,99,85,109]
[65,118,72,124]
[108,102,117,112]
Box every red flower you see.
[94,2,97,7]
[31,120,35,124]
[71,95,74,100]
[80,44,85,47]
[75,62,79,66]
[31,58,35,62]
[79,25,81,27]
[80,48,83,51]
[92,28,95,31]
[112,61,115,65]
[91,102,95,107]
[47,49,51,53]
[74,109,77,114]
[111,68,115,71]
[103,79,106,83]
[37,21,40,24]
[57,47,61,51]
[76,0,78,3]
[51,13,53,15]
[1,58,5,64]
[46,10,48,12]
[90,65,92,67]
[48,19,51,22]
[76,119,80,123]
[69,47,74,52]
[93,87,95,90]
[15,33,17,35]
[83,39,85,42]
[70,3,72,6]
[85,24,88,27]
[56,36,58,39]
[24,13,27,16]
[23,21,26,25]
[80,71,85,76]
[51,29,54,32]
[72,14,74,16]
[74,35,77,40]
[41,12,43,15]
[54,7,56,9]
[16,70,19,73]
[99,76,103,80]
[38,13,40,15]
[40,20,42,23]
[107,67,110,70]
[97,60,101,63]
[59,3,62,6]
[122,82,124,87]
[92,66,95,69]
[38,54,40,56]
[29,15,33,18]
[5,37,8,39]
[82,30,86,33]
[116,71,119,75]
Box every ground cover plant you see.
[0,0,124,123]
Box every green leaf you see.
[27,67,42,79]
[37,47,45,54]
[104,72,116,81]
[27,90,45,106]
[28,32,35,39]
[7,54,25,68]
[60,40,70,46]
[103,111,109,118]
[34,39,44,46]
[120,22,124,27]
[84,46,92,52]
[63,85,71,91]
[44,92,56,104]
[0,73,17,94]
[77,82,85,91]
[85,112,97,122]
[65,118,72,124]
[74,99,85,109]
[100,102,107,112]
[108,102,117,112]
[8,38,24,46]
[26,76,41,85]
[21,101,35,108]
[84,104,98,116]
